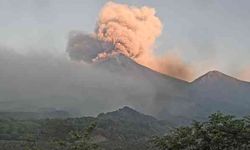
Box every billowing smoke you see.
[96,2,162,59]
[141,54,194,81]
[66,31,114,63]
[67,2,194,81]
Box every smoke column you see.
[67,2,194,81]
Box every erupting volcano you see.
[66,2,194,81]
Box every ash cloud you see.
[144,54,195,81]
[66,31,114,63]
[66,2,194,81]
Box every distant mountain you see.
[95,54,190,122]
[0,52,250,126]
[189,70,250,118]
[96,54,250,125]
[95,53,187,94]
[98,106,158,123]
[97,53,187,82]
[158,70,250,124]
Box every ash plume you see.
[142,54,194,81]
[67,2,194,81]
[95,2,162,59]
[66,31,114,63]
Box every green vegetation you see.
[50,122,99,150]
[0,107,168,150]
[152,112,250,150]
[1,109,250,150]
[0,118,100,150]
[9,122,99,150]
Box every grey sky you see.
[0,0,250,78]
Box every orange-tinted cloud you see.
[67,2,195,81]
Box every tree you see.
[51,122,99,150]
[24,122,99,150]
[23,134,41,150]
[152,112,250,150]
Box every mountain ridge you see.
[94,53,188,84]
[95,53,249,84]
[1,52,250,126]
[192,70,249,84]
[0,106,170,150]
[97,106,158,123]
[94,54,250,124]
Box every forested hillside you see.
[0,107,169,150]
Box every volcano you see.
[0,51,250,126]
[95,54,250,125]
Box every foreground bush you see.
[152,112,250,150]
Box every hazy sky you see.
[0,0,250,79]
